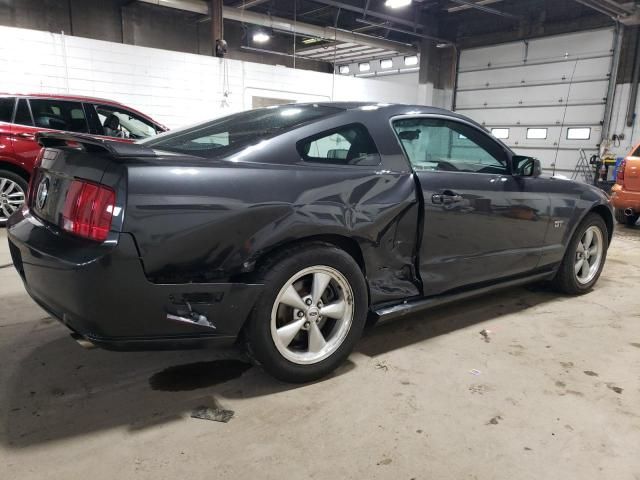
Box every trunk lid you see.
[30,132,139,235]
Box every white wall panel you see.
[0,25,419,129]
[457,57,611,90]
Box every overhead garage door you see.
[454,28,615,177]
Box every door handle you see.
[432,191,463,204]
[15,132,35,139]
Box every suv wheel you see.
[0,170,28,226]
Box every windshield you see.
[141,105,342,157]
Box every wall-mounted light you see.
[339,65,350,74]
[385,0,412,8]
[404,55,418,66]
[380,59,393,69]
[253,31,270,43]
[359,62,371,72]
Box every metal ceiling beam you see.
[222,6,417,54]
[307,0,421,29]
[447,0,502,13]
[355,18,451,44]
[233,0,270,9]
[136,0,417,54]
[446,0,521,19]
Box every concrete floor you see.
[1,228,639,480]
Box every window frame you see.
[296,122,381,167]
[526,127,548,140]
[93,103,160,139]
[389,114,513,176]
[27,98,90,133]
[566,127,591,140]
[14,98,35,127]
[0,96,16,123]
[490,127,510,140]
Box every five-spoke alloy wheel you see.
[0,171,28,226]
[574,225,603,285]
[246,243,367,383]
[552,213,608,294]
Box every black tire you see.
[245,242,368,383]
[551,213,608,295]
[0,169,28,227]
[614,208,638,226]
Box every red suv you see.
[0,94,167,224]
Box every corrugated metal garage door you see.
[454,29,615,177]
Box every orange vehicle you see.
[611,143,640,226]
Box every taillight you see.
[616,159,626,185]
[26,150,46,206]
[61,179,115,242]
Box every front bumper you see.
[7,210,262,351]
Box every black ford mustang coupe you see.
[8,103,612,382]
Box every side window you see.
[29,99,88,133]
[297,124,380,166]
[95,104,158,139]
[392,118,508,174]
[14,99,33,126]
[0,97,15,123]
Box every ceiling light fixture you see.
[385,0,412,8]
[253,31,270,43]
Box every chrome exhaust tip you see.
[624,207,635,216]
[70,333,96,349]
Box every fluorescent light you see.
[380,59,393,69]
[404,55,418,66]
[253,31,270,43]
[359,62,371,72]
[339,65,350,74]
[385,0,412,8]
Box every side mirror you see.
[513,155,542,177]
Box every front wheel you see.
[0,170,28,226]
[551,213,608,295]
[245,243,368,383]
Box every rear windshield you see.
[141,105,342,157]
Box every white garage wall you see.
[607,83,640,159]
[0,25,420,129]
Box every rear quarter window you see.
[297,123,380,166]
[0,97,15,122]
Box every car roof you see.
[0,92,166,129]
[0,92,130,106]
[296,101,465,117]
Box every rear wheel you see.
[0,170,28,226]
[551,213,608,294]
[614,208,638,226]
[245,243,367,383]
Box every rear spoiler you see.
[36,132,157,157]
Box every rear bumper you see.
[7,209,262,351]
[610,184,640,211]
